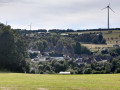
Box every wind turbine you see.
[6,21,8,25]
[102,3,115,29]
[28,23,32,30]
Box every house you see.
[51,57,64,61]
[102,47,108,51]
[42,52,50,56]
[39,57,46,62]
[49,54,64,61]
[61,33,69,36]
[113,44,120,48]
[94,55,112,62]
[74,58,84,66]
[31,56,46,62]
[59,72,71,75]
[64,55,71,60]
[28,49,40,54]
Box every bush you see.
[92,70,105,74]
[115,68,120,73]
[31,70,35,74]
[83,68,92,74]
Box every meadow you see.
[0,73,120,90]
[70,30,120,52]
[82,44,113,49]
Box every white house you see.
[59,72,71,75]
[28,49,40,54]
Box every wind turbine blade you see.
[109,7,115,13]
[108,2,110,6]
[101,7,107,10]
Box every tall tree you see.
[0,23,30,72]
[74,42,82,55]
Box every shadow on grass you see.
[0,69,12,73]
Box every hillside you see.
[14,28,120,74]
[1,24,120,74]
[65,30,120,52]
[66,30,120,45]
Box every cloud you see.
[0,0,120,30]
[0,0,23,4]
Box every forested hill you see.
[14,28,120,74]
[0,23,120,74]
[15,29,106,56]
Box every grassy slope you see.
[65,30,120,45]
[64,30,120,52]
[0,73,120,90]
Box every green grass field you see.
[0,73,120,90]
[82,44,113,53]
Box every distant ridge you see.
[15,28,120,33]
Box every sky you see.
[0,0,120,30]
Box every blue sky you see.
[0,0,120,30]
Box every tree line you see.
[16,28,120,34]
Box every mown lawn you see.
[0,73,120,90]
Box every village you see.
[28,47,113,66]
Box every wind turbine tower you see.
[28,23,32,30]
[6,21,7,25]
[102,4,115,29]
